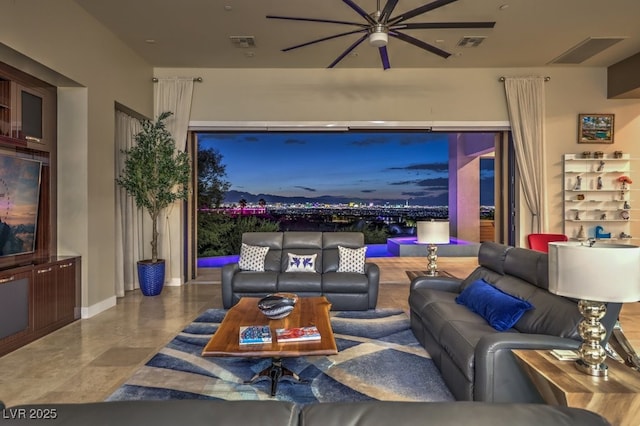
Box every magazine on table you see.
[239,325,272,345]
[275,326,321,343]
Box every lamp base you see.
[426,244,439,276]
[575,299,609,377]
[575,358,608,377]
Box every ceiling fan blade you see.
[397,21,496,30]
[328,33,368,68]
[266,15,367,28]
[388,0,458,25]
[379,46,391,70]
[380,0,400,23]
[342,0,377,25]
[390,30,451,58]
[281,29,367,52]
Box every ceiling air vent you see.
[457,36,486,48]
[550,37,626,64]
[229,36,256,48]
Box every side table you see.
[406,270,457,281]
[513,349,640,426]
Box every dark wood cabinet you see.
[0,78,11,139]
[0,267,32,347]
[55,259,78,323]
[0,61,69,357]
[0,65,56,151]
[0,257,80,357]
[32,263,57,330]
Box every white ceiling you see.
[73,0,640,70]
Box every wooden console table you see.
[513,349,640,426]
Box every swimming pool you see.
[196,238,479,268]
[197,243,394,268]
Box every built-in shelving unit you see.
[563,153,634,241]
[0,61,79,357]
[0,78,11,138]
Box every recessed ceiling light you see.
[224,5,232,11]
[145,39,156,44]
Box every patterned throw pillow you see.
[285,253,317,273]
[337,245,367,274]
[238,243,269,271]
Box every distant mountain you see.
[223,190,449,207]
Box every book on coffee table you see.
[276,326,321,343]
[239,325,272,345]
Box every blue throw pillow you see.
[455,279,534,331]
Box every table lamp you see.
[416,220,450,277]
[548,241,640,377]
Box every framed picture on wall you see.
[578,113,615,144]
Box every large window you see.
[198,131,458,206]
[196,130,495,258]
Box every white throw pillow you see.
[337,245,367,274]
[285,253,317,273]
[238,243,269,271]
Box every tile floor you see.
[0,256,638,407]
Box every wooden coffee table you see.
[201,296,337,396]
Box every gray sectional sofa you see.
[221,232,379,311]
[0,400,610,425]
[409,241,622,403]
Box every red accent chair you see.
[526,233,568,253]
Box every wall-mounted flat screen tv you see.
[0,153,42,257]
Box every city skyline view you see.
[197,131,495,206]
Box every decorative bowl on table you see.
[258,293,299,319]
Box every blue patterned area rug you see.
[106,308,454,404]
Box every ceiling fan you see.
[267,0,495,70]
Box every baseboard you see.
[81,295,116,319]
[166,277,183,287]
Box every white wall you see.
[1,0,153,312]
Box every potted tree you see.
[116,111,191,296]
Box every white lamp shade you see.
[417,221,450,244]
[548,241,640,302]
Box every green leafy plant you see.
[117,111,191,263]
[197,212,280,257]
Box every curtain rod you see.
[152,77,203,82]
[499,76,550,82]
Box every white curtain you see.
[115,109,146,296]
[503,77,548,233]
[154,77,195,284]
[154,77,194,152]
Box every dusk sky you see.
[197,131,494,206]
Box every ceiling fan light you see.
[369,31,388,47]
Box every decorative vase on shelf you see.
[576,225,586,240]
